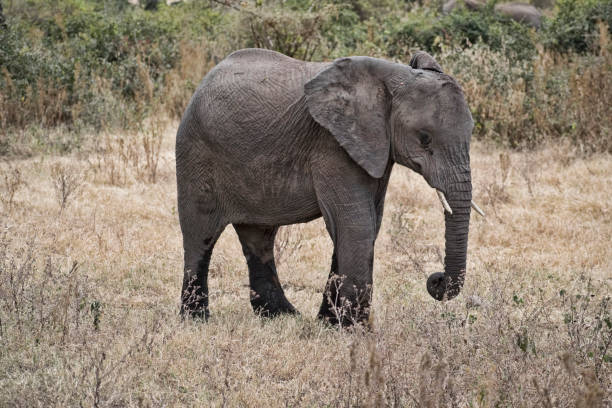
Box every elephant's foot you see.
[317,297,370,327]
[180,302,210,321]
[250,283,298,317]
[180,279,211,321]
[180,280,210,321]
[180,244,217,322]
[317,305,341,326]
[317,277,372,327]
[233,224,298,317]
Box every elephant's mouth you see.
[436,189,485,217]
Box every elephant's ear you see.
[304,58,390,179]
[409,51,443,73]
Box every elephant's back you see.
[193,49,326,138]
[495,2,541,14]
[219,48,326,85]
[494,2,542,26]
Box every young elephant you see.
[176,48,483,326]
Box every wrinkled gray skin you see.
[494,2,542,29]
[176,48,473,326]
[443,0,542,29]
[442,0,485,15]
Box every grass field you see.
[0,124,610,407]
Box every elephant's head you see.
[305,51,484,301]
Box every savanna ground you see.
[1,0,612,406]
[1,125,610,407]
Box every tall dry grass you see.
[2,19,611,156]
[161,40,221,120]
[160,23,612,153]
[0,68,68,129]
[0,124,610,406]
[441,24,612,153]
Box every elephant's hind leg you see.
[234,224,298,317]
[178,197,225,320]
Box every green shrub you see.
[0,0,219,134]
[324,6,369,57]
[40,5,181,94]
[544,0,612,53]
[438,43,611,152]
[386,8,537,60]
[386,11,440,56]
[232,1,338,60]
[1,0,611,155]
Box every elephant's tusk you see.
[471,200,486,217]
[436,190,453,215]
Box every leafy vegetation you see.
[544,0,612,52]
[0,0,611,153]
[387,8,538,61]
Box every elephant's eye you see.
[419,132,432,153]
[419,132,431,145]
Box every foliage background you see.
[0,0,611,153]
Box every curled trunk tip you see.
[427,271,465,301]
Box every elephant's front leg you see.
[318,220,376,326]
[313,160,378,327]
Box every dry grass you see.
[440,35,612,153]
[0,67,70,130]
[0,126,610,407]
[3,22,611,157]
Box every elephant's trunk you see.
[427,167,472,301]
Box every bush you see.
[386,11,441,56]
[440,40,611,152]
[544,0,612,53]
[0,21,73,128]
[233,2,338,60]
[324,5,369,57]
[0,0,216,134]
[1,0,611,155]
[387,8,537,60]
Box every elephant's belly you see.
[229,198,322,226]
[215,167,322,226]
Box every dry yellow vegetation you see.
[0,125,610,407]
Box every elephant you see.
[494,2,542,29]
[442,0,542,29]
[175,48,484,326]
[127,0,160,9]
[442,0,485,15]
